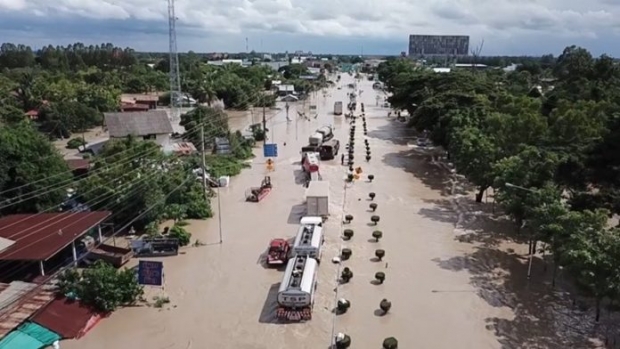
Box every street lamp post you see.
[505,182,536,280]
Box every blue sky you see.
[0,0,619,56]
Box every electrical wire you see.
[0,120,236,285]
[0,118,234,251]
[0,120,211,210]
[0,175,194,319]
[0,117,255,312]
[0,85,276,208]
[0,74,291,312]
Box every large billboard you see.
[408,35,470,57]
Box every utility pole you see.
[262,104,267,141]
[200,126,208,203]
[216,186,223,244]
[202,125,223,244]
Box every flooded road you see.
[63,74,610,349]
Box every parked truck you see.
[334,101,343,115]
[266,238,290,266]
[292,216,324,261]
[87,244,133,267]
[308,132,323,146]
[318,139,339,160]
[305,181,329,219]
[316,125,334,142]
[276,256,318,321]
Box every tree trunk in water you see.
[516,216,524,233]
[475,187,486,203]
[551,264,557,288]
[596,298,601,322]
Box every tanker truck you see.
[276,256,318,321]
[292,216,324,261]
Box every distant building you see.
[408,35,470,58]
[454,63,488,70]
[104,110,173,147]
[120,94,159,110]
[277,84,295,96]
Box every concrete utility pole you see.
[201,125,223,244]
[262,104,267,141]
[200,126,208,203]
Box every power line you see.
[0,175,193,319]
[0,120,237,285]
[0,120,211,211]
[0,117,253,288]
[0,118,232,238]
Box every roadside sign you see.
[263,143,278,157]
[138,260,163,286]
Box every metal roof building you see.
[104,110,173,138]
[0,212,111,262]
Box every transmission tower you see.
[168,0,182,121]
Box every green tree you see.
[180,106,229,149]
[0,122,71,214]
[562,209,620,321]
[57,260,144,312]
[0,105,26,124]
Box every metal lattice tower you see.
[168,0,182,120]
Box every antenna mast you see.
[168,0,182,121]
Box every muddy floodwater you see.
[63,75,612,349]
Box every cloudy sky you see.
[0,0,619,56]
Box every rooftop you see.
[120,94,160,102]
[104,110,173,138]
[0,282,55,338]
[65,159,90,171]
[0,212,111,261]
[32,296,104,339]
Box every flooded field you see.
[62,75,613,349]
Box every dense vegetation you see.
[378,45,620,320]
[57,260,144,312]
[0,42,285,231]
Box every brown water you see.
[62,75,613,349]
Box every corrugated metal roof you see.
[0,239,14,255]
[0,329,45,349]
[104,110,173,137]
[9,322,60,345]
[0,282,36,310]
[65,159,90,171]
[0,285,55,339]
[120,93,159,102]
[32,297,103,339]
[0,212,111,261]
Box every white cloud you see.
[0,0,618,54]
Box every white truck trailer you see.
[305,181,329,219]
[334,101,343,115]
[276,256,318,321]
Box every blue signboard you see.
[263,143,278,157]
[138,260,163,286]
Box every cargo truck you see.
[333,101,343,115]
[305,181,329,219]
